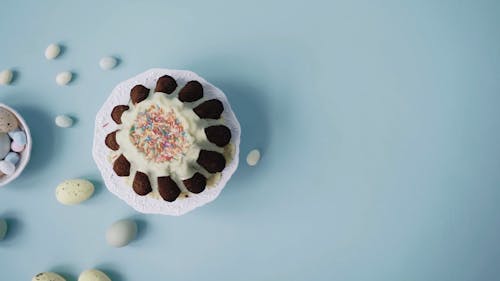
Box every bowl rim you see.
[0,103,32,187]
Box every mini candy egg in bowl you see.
[0,104,32,186]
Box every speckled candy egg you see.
[55,179,95,205]
[106,219,137,247]
[0,108,18,133]
[78,269,111,281]
[0,133,10,159]
[32,272,66,281]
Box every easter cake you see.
[93,69,240,215]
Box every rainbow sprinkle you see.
[129,105,190,163]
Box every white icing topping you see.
[115,86,226,196]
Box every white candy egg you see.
[0,160,15,175]
[55,115,73,128]
[246,149,261,166]
[78,269,111,281]
[55,179,95,205]
[45,43,61,60]
[32,272,66,281]
[106,219,137,247]
[99,56,117,70]
[0,69,13,85]
[56,71,72,85]
[0,219,7,240]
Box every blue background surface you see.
[1,0,500,280]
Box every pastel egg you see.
[78,269,111,281]
[0,133,10,159]
[55,115,73,128]
[99,56,118,70]
[106,219,137,247]
[32,272,66,281]
[56,179,95,205]
[56,71,73,86]
[0,218,7,240]
[11,142,25,152]
[4,152,20,165]
[8,130,26,146]
[246,149,261,166]
[0,160,15,175]
[0,108,19,133]
[0,69,13,85]
[44,43,61,60]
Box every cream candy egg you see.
[56,71,72,86]
[0,133,10,159]
[99,56,118,70]
[106,219,137,247]
[56,179,95,205]
[0,108,19,133]
[32,272,66,281]
[55,115,73,128]
[45,43,61,60]
[0,69,13,85]
[246,149,261,166]
[78,269,111,281]
[0,218,7,240]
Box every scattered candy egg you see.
[78,269,111,281]
[0,108,19,133]
[56,179,95,205]
[8,130,27,146]
[246,149,261,166]
[4,152,20,165]
[0,160,15,175]
[106,219,137,247]
[11,142,25,152]
[99,56,118,70]
[32,272,66,281]
[0,69,13,85]
[0,219,7,240]
[44,43,61,60]
[0,133,10,159]
[55,115,73,128]
[56,71,72,85]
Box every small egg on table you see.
[0,69,13,85]
[78,269,111,281]
[44,43,61,60]
[55,115,73,128]
[99,56,118,70]
[246,149,261,166]
[55,71,72,86]
[106,219,137,247]
[32,272,66,281]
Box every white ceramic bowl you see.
[0,104,32,186]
